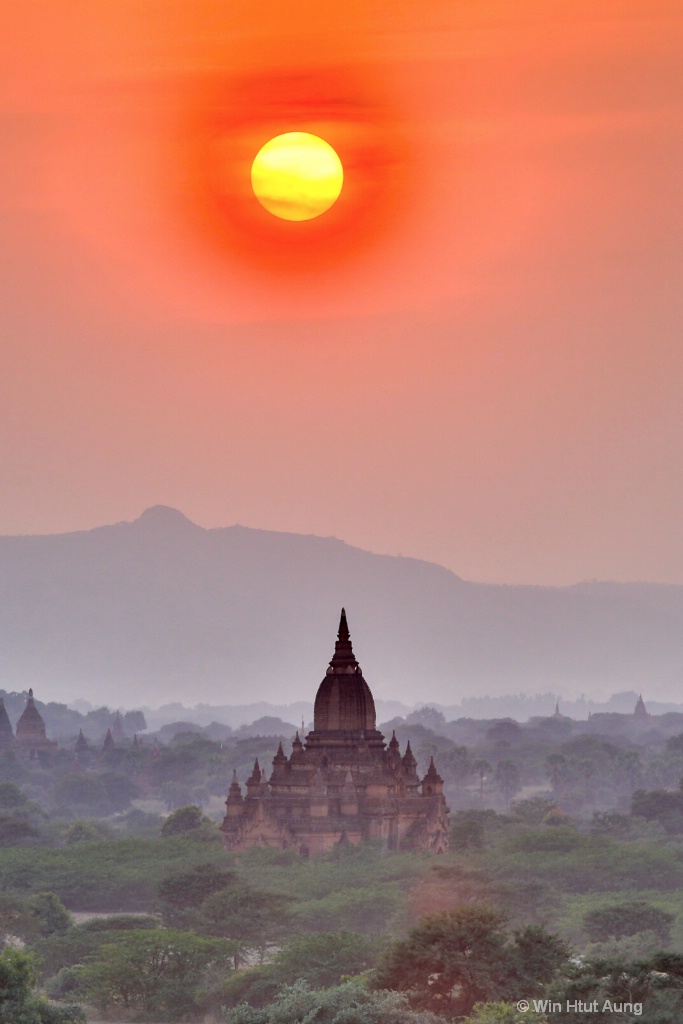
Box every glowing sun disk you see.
[251,132,344,221]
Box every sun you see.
[250,132,344,222]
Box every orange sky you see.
[1,1,682,584]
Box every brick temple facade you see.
[220,609,449,855]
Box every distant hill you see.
[1,505,683,708]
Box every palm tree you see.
[494,760,520,812]
[471,758,492,804]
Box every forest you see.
[3,695,683,1022]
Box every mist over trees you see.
[4,696,683,1020]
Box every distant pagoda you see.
[15,689,57,755]
[633,694,649,719]
[220,609,450,856]
[0,697,13,747]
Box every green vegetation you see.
[0,947,84,1023]
[374,906,568,1016]
[74,928,237,1020]
[461,1006,549,1024]
[5,711,683,1020]
[223,980,443,1024]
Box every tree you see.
[221,932,380,1009]
[0,816,42,846]
[160,804,216,839]
[199,886,293,965]
[50,773,138,816]
[544,754,570,796]
[224,979,444,1024]
[510,797,557,825]
[158,863,236,926]
[294,884,403,935]
[461,1003,548,1024]
[583,901,674,945]
[471,759,492,804]
[441,745,470,793]
[405,708,447,732]
[75,928,237,1020]
[487,722,522,744]
[450,811,486,850]
[270,931,378,987]
[0,946,85,1023]
[27,893,73,939]
[0,892,71,947]
[614,750,641,796]
[631,788,683,833]
[495,761,521,811]
[373,906,568,1017]
[63,821,109,846]
[0,782,29,810]
[546,952,683,1022]
[123,710,147,733]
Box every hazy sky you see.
[1,1,682,586]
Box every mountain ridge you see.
[1,508,682,707]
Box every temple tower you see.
[220,609,449,855]
[15,689,56,755]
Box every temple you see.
[633,694,649,720]
[15,689,57,755]
[220,609,450,855]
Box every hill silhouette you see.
[1,506,683,707]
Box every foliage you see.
[50,773,139,817]
[0,946,85,1023]
[631,787,683,833]
[199,884,293,962]
[0,815,44,847]
[74,927,237,1020]
[272,931,378,986]
[31,917,159,980]
[62,820,111,845]
[373,905,569,1016]
[494,761,521,810]
[27,892,73,938]
[450,811,486,850]
[221,932,380,1009]
[160,804,218,839]
[582,900,674,945]
[0,892,72,947]
[158,862,235,926]
[504,827,586,855]
[461,1003,549,1024]
[546,952,683,1022]
[510,797,558,825]
[293,882,405,934]
[0,837,226,910]
[0,782,29,810]
[582,929,664,961]
[483,832,683,895]
[223,979,444,1024]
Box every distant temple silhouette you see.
[220,609,450,855]
[633,694,649,719]
[0,693,124,759]
[15,689,57,756]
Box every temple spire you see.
[329,607,357,669]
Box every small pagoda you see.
[15,689,57,756]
